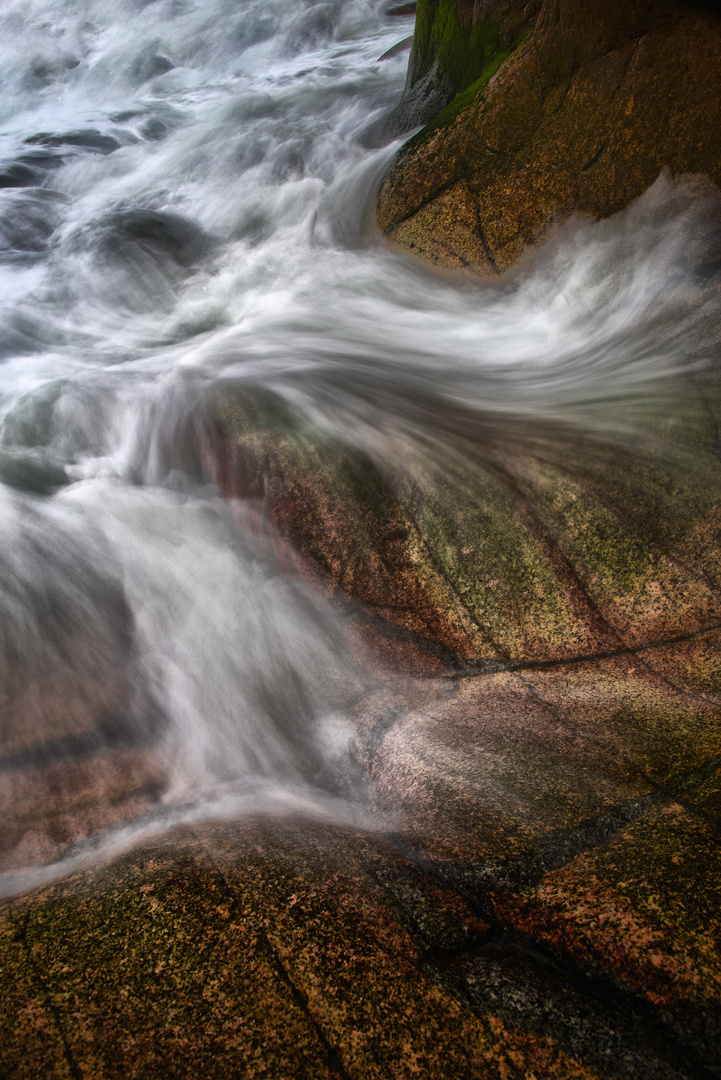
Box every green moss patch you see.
[407,26,529,151]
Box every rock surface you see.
[5,4,721,1068]
[377,0,721,272]
[2,398,721,1075]
[1,736,719,1079]
[383,0,541,136]
[3,366,721,1078]
[200,369,721,678]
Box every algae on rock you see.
[201,370,721,686]
[378,0,721,273]
[383,0,541,135]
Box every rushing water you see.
[0,0,719,896]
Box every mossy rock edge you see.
[378,0,721,273]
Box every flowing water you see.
[0,0,719,896]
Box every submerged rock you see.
[201,372,721,683]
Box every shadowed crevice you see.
[386,748,721,900]
[423,929,719,1080]
[455,621,721,679]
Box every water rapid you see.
[0,0,719,896]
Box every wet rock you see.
[364,660,721,863]
[97,209,211,269]
[2,817,711,1079]
[1,829,340,1079]
[147,370,721,1077]
[383,0,540,136]
[131,45,175,85]
[0,747,167,877]
[0,450,68,494]
[25,130,122,154]
[493,803,721,1069]
[0,151,66,189]
[202,369,721,670]
[200,386,478,665]
[377,0,721,272]
[445,941,700,1080]
[0,915,72,1079]
[0,190,70,257]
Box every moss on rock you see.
[384,0,541,135]
[3,674,720,1076]
[378,0,721,273]
[0,820,623,1079]
[201,371,721,677]
[494,803,721,1068]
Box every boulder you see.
[377,0,721,272]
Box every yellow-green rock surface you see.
[2,740,719,1079]
[377,0,721,273]
[202,372,721,673]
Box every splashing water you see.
[0,0,719,896]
